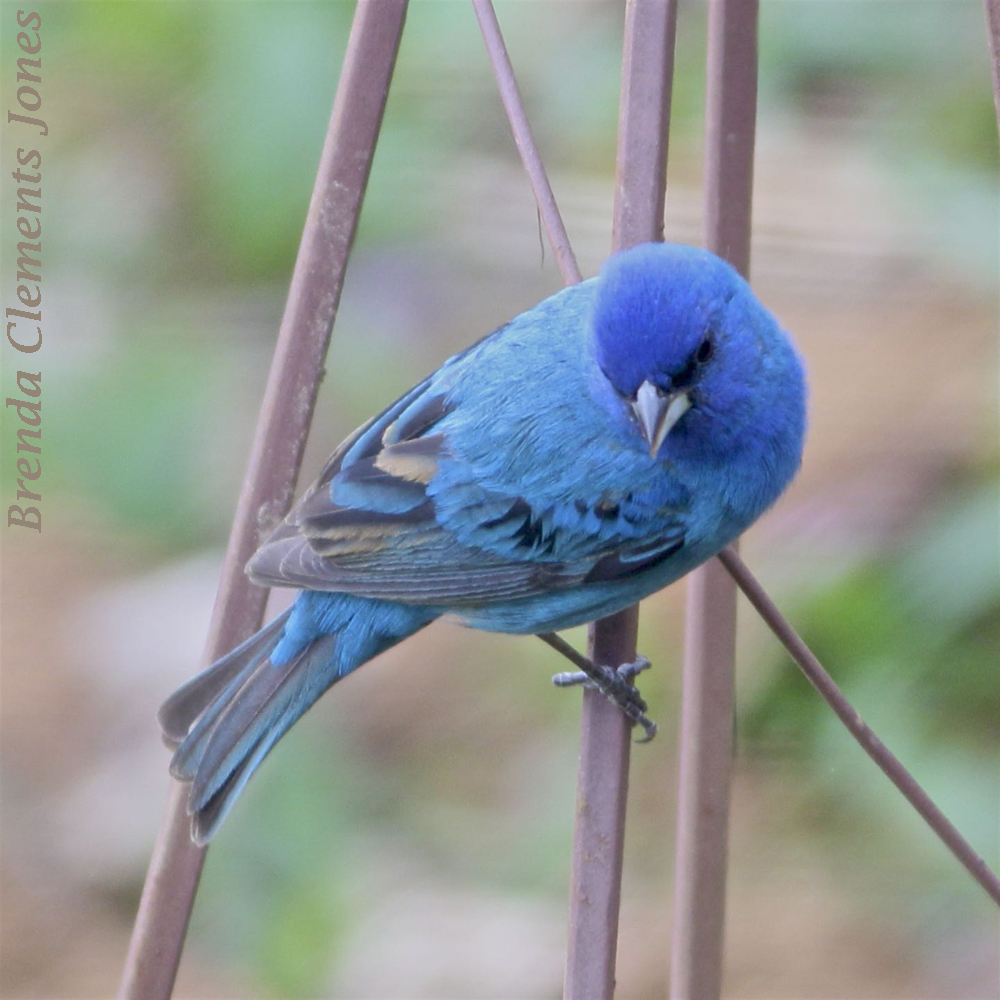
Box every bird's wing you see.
[247,362,687,607]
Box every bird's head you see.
[590,242,805,463]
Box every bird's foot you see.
[552,655,657,742]
[552,655,651,690]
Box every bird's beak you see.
[632,380,691,457]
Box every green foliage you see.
[56,334,238,546]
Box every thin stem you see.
[984,0,1000,123]
[473,2,677,995]
[670,2,758,997]
[669,560,737,1000]
[117,4,409,998]
[539,631,594,673]
[575,0,679,996]
[718,547,1000,908]
[472,0,582,286]
[612,0,678,250]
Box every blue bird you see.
[160,242,806,843]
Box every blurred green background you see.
[1,1,998,998]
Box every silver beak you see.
[632,380,691,456]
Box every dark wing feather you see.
[247,374,686,606]
[251,373,449,554]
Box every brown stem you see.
[117,4,409,997]
[575,0,679,995]
[472,0,582,286]
[669,2,758,998]
[475,2,678,996]
[985,0,1000,123]
[718,547,1000,908]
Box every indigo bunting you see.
[161,242,806,843]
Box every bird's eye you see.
[696,336,714,364]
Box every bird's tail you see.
[159,593,435,844]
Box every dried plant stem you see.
[669,559,738,1000]
[118,4,408,998]
[670,3,758,997]
[985,0,1000,120]
[566,4,679,998]
[719,547,1000,907]
[472,0,582,286]
[476,2,678,996]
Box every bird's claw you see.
[552,655,651,690]
[552,655,657,742]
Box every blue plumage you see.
[160,242,807,842]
